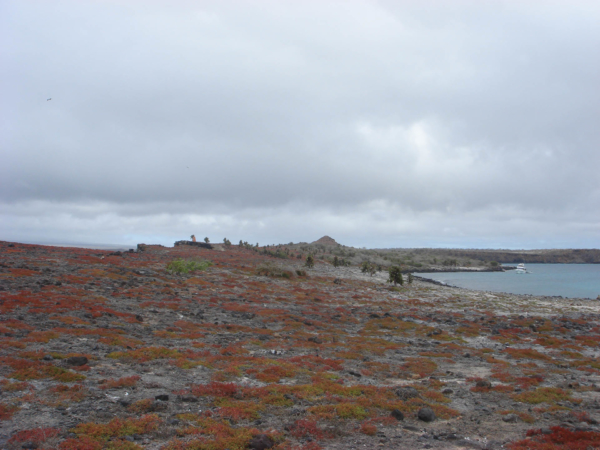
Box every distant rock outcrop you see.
[312,236,339,246]
[174,240,213,249]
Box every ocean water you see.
[415,264,600,299]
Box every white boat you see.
[515,263,528,274]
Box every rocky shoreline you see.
[408,267,515,274]
[1,241,599,450]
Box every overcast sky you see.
[1,1,599,249]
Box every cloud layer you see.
[2,1,599,248]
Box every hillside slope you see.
[1,241,599,449]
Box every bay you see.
[415,264,600,299]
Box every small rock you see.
[396,386,420,401]
[442,388,454,395]
[42,354,54,361]
[248,433,274,450]
[308,336,323,344]
[179,395,199,403]
[155,394,169,401]
[348,370,362,378]
[135,315,144,322]
[66,356,88,366]
[167,418,180,425]
[502,414,520,423]
[151,401,168,411]
[476,379,492,389]
[21,442,38,449]
[391,409,404,421]
[417,407,436,422]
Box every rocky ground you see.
[1,241,600,450]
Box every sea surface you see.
[415,264,600,299]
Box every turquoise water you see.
[415,264,600,299]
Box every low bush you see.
[508,426,600,449]
[166,259,212,274]
[256,263,294,279]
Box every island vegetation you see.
[1,238,599,449]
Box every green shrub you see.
[305,255,315,269]
[388,266,403,286]
[166,259,212,274]
[256,263,294,279]
[361,261,376,276]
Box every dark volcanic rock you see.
[396,386,420,401]
[248,433,274,450]
[66,356,88,366]
[391,408,405,421]
[150,400,168,412]
[418,407,436,422]
[476,379,492,389]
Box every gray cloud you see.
[1,0,599,248]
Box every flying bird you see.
[47,98,51,101]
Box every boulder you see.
[417,407,436,422]
[395,386,420,401]
[66,356,88,366]
[391,409,405,421]
[248,434,274,450]
[476,379,492,389]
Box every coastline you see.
[413,264,600,301]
